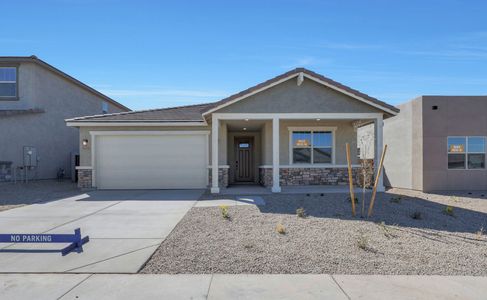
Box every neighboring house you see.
[0,56,129,181]
[381,96,487,191]
[66,68,398,193]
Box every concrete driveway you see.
[0,189,203,273]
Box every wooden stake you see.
[367,144,388,218]
[345,143,356,217]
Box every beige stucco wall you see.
[216,78,383,114]
[357,123,375,159]
[278,120,358,165]
[421,96,487,191]
[0,62,126,179]
[383,100,415,189]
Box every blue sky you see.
[2,0,486,110]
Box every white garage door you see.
[94,133,208,189]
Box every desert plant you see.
[357,234,369,250]
[476,226,484,239]
[410,210,422,220]
[276,223,286,234]
[296,207,306,218]
[358,133,375,217]
[378,221,396,238]
[444,205,455,216]
[390,196,402,204]
[219,205,230,220]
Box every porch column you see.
[375,114,384,191]
[211,114,219,194]
[272,117,281,193]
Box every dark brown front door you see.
[235,137,254,182]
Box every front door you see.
[235,137,254,182]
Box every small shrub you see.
[276,223,286,234]
[476,226,485,239]
[357,234,369,250]
[296,207,306,218]
[410,210,422,220]
[390,196,402,204]
[219,205,230,220]
[444,206,455,216]
[378,221,396,239]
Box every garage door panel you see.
[95,134,207,189]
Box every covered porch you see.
[210,113,384,194]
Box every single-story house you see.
[381,96,487,191]
[0,56,129,181]
[66,68,399,193]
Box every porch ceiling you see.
[225,120,266,131]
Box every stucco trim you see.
[203,70,398,116]
[89,130,210,136]
[213,112,383,120]
[76,166,93,170]
[66,121,207,127]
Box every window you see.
[102,101,108,114]
[0,67,17,98]
[447,136,485,169]
[291,128,334,164]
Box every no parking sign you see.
[0,228,89,256]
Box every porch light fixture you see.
[82,139,89,149]
[243,127,247,131]
[316,118,321,121]
[245,118,249,122]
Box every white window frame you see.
[288,126,336,165]
[447,136,486,170]
[0,66,18,99]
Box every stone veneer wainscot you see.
[77,169,92,189]
[208,167,229,188]
[259,167,360,187]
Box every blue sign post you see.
[0,228,89,256]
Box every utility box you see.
[23,146,38,167]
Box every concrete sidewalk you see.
[1,274,485,300]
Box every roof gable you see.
[0,56,130,111]
[212,76,384,114]
[203,68,399,116]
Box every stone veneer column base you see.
[208,168,229,188]
[259,167,360,187]
[77,169,92,188]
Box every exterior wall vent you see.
[432,105,438,110]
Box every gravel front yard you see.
[141,189,487,275]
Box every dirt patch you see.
[141,190,487,275]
